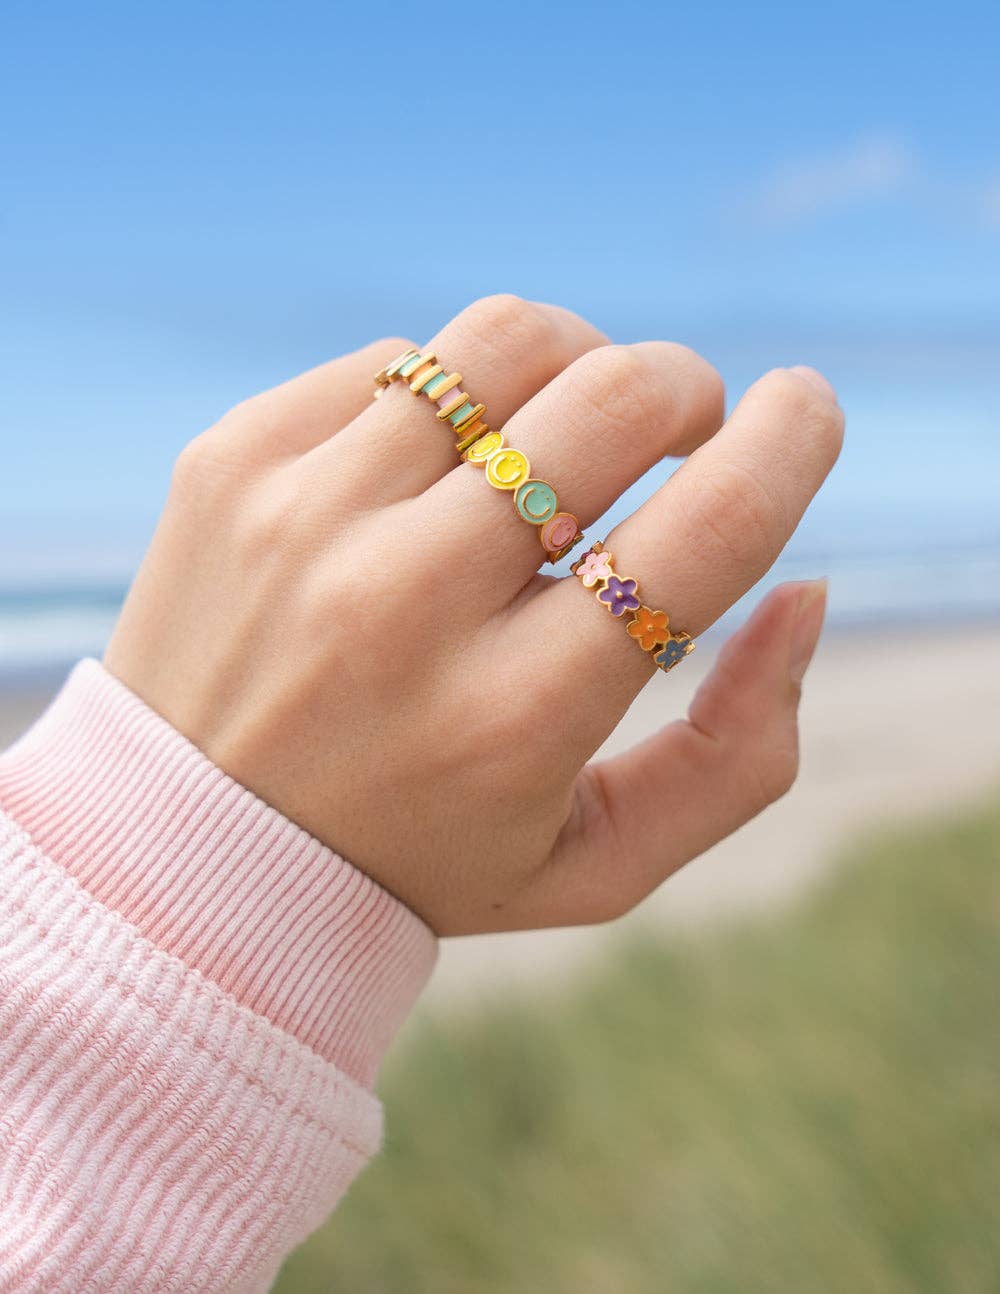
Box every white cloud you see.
[755,134,916,225]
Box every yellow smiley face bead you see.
[485,448,531,490]
[463,431,505,463]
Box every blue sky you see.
[1,0,998,582]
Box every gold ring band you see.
[374,345,584,564]
[571,541,694,672]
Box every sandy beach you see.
[3,623,999,1010]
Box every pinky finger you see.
[534,580,828,927]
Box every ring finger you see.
[514,365,845,760]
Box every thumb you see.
[539,580,827,926]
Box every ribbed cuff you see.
[0,659,437,1087]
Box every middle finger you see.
[414,339,726,609]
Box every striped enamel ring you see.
[374,345,583,564]
[570,541,695,673]
[375,346,489,451]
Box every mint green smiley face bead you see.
[514,479,559,525]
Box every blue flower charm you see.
[654,636,693,672]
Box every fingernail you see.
[789,579,828,684]
[788,365,838,404]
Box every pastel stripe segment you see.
[448,401,475,425]
[399,353,428,378]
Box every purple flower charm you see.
[598,574,641,617]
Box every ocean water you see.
[0,586,124,684]
[2,534,998,686]
[2,331,998,684]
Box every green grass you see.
[274,798,1000,1293]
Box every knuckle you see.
[218,393,258,425]
[653,340,714,389]
[751,735,800,808]
[172,398,281,506]
[678,345,727,436]
[213,395,267,442]
[373,335,416,357]
[170,431,234,497]
[460,293,554,356]
[574,344,672,435]
[170,437,204,489]
[222,395,290,459]
[685,457,785,567]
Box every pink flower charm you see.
[574,548,613,589]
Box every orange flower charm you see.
[627,605,670,651]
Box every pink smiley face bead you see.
[539,512,583,562]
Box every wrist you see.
[0,659,437,1086]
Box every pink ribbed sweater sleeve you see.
[0,660,437,1293]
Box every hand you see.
[104,295,843,936]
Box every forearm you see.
[0,661,436,1293]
